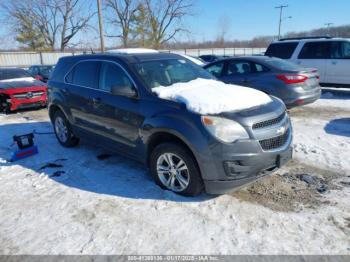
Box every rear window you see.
[263,57,301,71]
[265,42,298,59]
[0,68,32,80]
[66,61,100,88]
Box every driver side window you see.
[205,62,224,78]
[99,62,133,92]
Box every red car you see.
[0,68,47,113]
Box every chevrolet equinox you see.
[47,50,293,196]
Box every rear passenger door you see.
[326,41,350,85]
[65,60,101,131]
[295,42,329,82]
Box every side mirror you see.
[111,84,137,98]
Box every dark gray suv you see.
[48,51,293,196]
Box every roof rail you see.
[279,36,333,41]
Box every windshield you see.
[39,66,54,76]
[264,57,301,71]
[133,58,214,90]
[0,68,32,80]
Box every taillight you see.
[276,74,308,84]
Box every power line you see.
[275,5,289,40]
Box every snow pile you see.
[152,78,272,114]
[0,77,35,83]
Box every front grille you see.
[13,91,44,99]
[253,112,286,129]
[259,129,290,151]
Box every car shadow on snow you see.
[321,88,350,100]
[324,118,350,138]
[0,121,212,202]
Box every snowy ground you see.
[0,88,349,255]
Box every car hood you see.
[0,77,45,90]
[220,96,286,127]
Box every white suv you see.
[265,37,350,86]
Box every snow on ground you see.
[152,78,272,114]
[0,90,350,255]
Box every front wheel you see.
[53,110,79,147]
[150,143,203,196]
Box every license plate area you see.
[276,149,293,168]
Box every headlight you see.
[201,116,249,143]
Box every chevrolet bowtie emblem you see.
[276,126,286,135]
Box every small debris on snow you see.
[39,163,63,170]
[97,154,112,160]
[297,174,328,194]
[50,171,66,178]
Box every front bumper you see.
[203,145,293,194]
[8,95,47,111]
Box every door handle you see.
[92,97,101,105]
[332,61,337,65]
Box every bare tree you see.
[1,0,95,51]
[105,0,139,47]
[216,16,231,47]
[145,0,192,49]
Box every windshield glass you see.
[264,57,301,71]
[40,66,54,76]
[0,68,32,80]
[133,58,214,90]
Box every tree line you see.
[1,0,349,51]
[1,0,192,51]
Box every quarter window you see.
[298,42,330,59]
[67,61,100,88]
[99,62,133,92]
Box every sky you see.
[0,0,349,49]
[181,0,350,41]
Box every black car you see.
[199,55,223,63]
[204,56,321,108]
[48,50,292,196]
[28,65,55,83]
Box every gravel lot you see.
[0,89,349,254]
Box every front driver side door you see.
[91,61,144,152]
[220,60,252,86]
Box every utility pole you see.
[275,5,288,40]
[325,22,334,36]
[97,0,105,52]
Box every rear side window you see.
[66,61,100,88]
[225,61,252,75]
[330,41,350,59]
[265,43,298,59]
[298,42,330,59]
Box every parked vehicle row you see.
[265,36,350,86]
[203,56,321,108]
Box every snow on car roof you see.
[106,48,159,54]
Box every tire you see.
[53,110,79,147]
[150,142,203,196]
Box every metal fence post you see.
[39,52,43,65]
